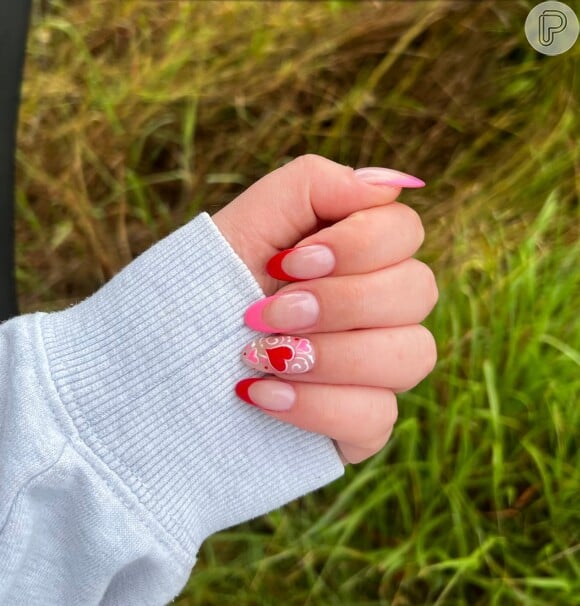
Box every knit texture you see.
[0,212,344,605]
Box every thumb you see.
[212,154,423,293]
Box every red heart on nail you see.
[265,346,294,372]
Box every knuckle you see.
[427,270,439,308]
[398,326,438,391]
[364,438,387,456]
[417,326,438,376]
[366,393,398,447]
[343,446,377,465]
[401,205,425,247]
[347,209,368,226]
[293,153,325,174]
[383,391,399,427]
[367,425,395,453]
[414,261,439,308]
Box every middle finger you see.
[244,258,438,333]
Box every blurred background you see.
[16,1,578,604]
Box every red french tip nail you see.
[266,248,302,281]
[235,378,262,405]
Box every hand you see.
[212,155,437,464]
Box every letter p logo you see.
[539,9,567,45]
[525,1,579,55]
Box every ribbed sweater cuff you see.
[39,212,344,556]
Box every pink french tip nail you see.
[241,335,315,374]
[245,291,320,333]
[354,167,425,189]
[243,296,280,333]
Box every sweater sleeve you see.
[0,211,344,606]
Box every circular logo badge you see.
[525,1,579,55]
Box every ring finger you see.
[241,325,437,392]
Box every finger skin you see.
[291,203,425,278]
[261,258,439,333]
[335,426,394,465]
[212,155,403,294]
[259,382,398,464]
[269,326,438,392]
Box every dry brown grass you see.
[17,0,577,312]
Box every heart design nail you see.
[241,335,315,374]
[265,346,294,372]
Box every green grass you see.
[17,1,579,604]
[182,196,579,606]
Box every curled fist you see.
[212,155,438,464]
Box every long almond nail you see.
[244,291,319,333]
[267,245,336,281]
[235,378,296,411]
[354,167,425,188]
[242,335,315,374]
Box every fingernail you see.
[267,245,336,281]
[242,335,315,374]
[354,167,425,189]
[244,291,319,333]
[235,378,296,411]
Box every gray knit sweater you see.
[0,212,344,605]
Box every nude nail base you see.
[235,378,296,411]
